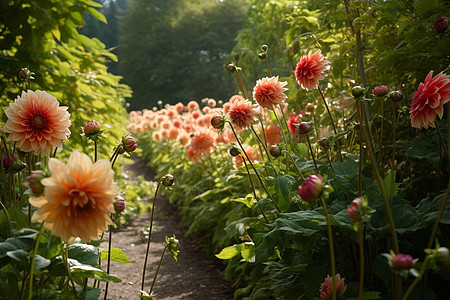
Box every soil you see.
[99,156,234,300]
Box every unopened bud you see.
[211,114,225,130]
[434,17,448,33]
[226,63,236,73]
[305,103,314,112]
[392,253,415,270]
[27,170,45,195]
[352,85,365,98]
[318,137,328,149]
[168,236,180,252]
[298,174,324,202]
[297,122,311,135]
[257,52,266,60]
[12,160,26,172]
[269,145,281,158]
[162,174,175,187]
[229,147,240,157]
[114,196,126,213]
[2,155,16,169]
[389,90,404,103]
[122,135,138,153]
[433,247,450,272]
[82,120,101,135]
[347,197,363,223]
[372,85,388,97]
[261,44,268,52]
[302,112,312,122]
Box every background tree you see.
[119,0,250,110]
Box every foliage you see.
[119,0,250,110]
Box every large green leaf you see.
[100,248,132,264]
[274,175,296,211]
[68,243,100,266]
[216,242,255,262]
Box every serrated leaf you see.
[101,248,132,264]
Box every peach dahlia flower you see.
[29,151,116,244]
[227,98,257,130]
[252,76,288,110]
[295,50,329,91]
[409,71,450,129]
[2,90,71,156]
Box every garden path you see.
[100,156,234,299]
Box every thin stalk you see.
[281,150,305,179]
[320,195,336,300]
[228,122,281,212]
[52,147,58,158]
[64,245,79,300]
[265,58,272,76]
[141,178,163,291]
[149,244,169,295]
[356,102,399,253]
[434,121,448,157]
[0,199,11,235]
[242,155,269,223]
[250,125,271,163]
[378,98,385,176]
[357,225,364,300]
[27,224,44,300]
[273,107,290,172]
[278,104,292,149]
[391,102,397,197]
[317,86,342,161]
[306,134,319,173]
[103,225,113,300]
[235,70,248,100]
[326,150,335,174]
[401,256,431,300]
[94,141,98,162]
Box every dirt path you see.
[100,156,234,299]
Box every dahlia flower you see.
[265,125,282,145]
[232,145,257,170]
[409,71,450,129]
[190,129,215,155]
[295,50,329,91]
[29,151,116,244]
[228,98,257,130]
[2,90,71,156]
[319,274,347,300]
[252,76,288,110]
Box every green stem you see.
[149,244,169,295]
[0,199,11,235]
[278,104,292,150]
[391,102,397,198]
[401,256,431,300]
[306,135,319,173]
[317,86,342,162]
[103,225,113,300]
[250,125,271,163]
[427,179,450,249]
[228,122,281,212]
[27,224,44,300]
[274,107,290,172]
[235,70,248,99]
[141,178,163,291]
[242,155,269,223]
[64,245,78,300]
[378,98,384,176]
[265,58,272,76]
[357,225,364,300]
[356,102,399,253]
[320,195,336,300]
[281,150,304,179]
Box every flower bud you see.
[257,52,267,60]
[162,174,175,187]
[82,120,101,136]
[122,135,138,153]
[228,146,240,157]
[12,160,26,172]
[392,253,415,270]
[261,44,268,51]
[351,85,365,98]
[269,145,281,158]
[302,112,312,122]
[211,114,225,130]
[298,174,324,202]
[434,17,448,33]
[113,196,126,213]
[372,85,388,97]
[168,236,180,252]
[432,247,450,272]
[157,100,163,106]
[2,155,16,169]
[347,197,363,223]
[226,63,236,73]
[305,103,314,112]
[297,122,311,135]
[318,137,328,149]
[389,90,404,103]
[27,170,45,195]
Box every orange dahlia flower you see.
[190,129,215,155]
[228,98,257,130]
[265,125,282,145]
[409,71,450,129]
[295,50,329,91]
[232,145,257,170]
[252,76,288,110]
[2,90,71,156]
[29,151,116,244]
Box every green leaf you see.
[397,20,411,37]
[231,194,255,208]
[216,242,255,262]
[100,248,132,264]
[382,170,400,200]
[8,208,28,230]
[34,255,51,270]
[70,264,122,283]
[416,0,439,15]
[274,175,296,211]
[86,7,107,24]
[6,249,28,261]
[68,243,100,266]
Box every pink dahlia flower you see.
[227,98,257,130]
[252,76,288,110]
[295,50,329,91]
[319,274,347,300]
[410,71,450,129]
[2,90,71,156]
